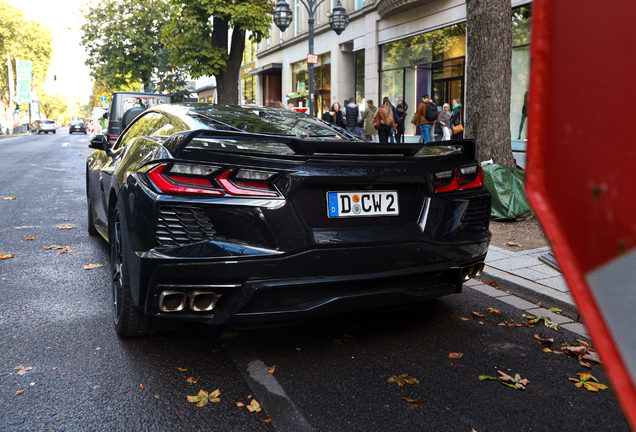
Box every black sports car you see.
[86,103,491,337]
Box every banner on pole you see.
[7,53,15,106]
[16,59,33,105]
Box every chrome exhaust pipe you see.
[473,263,485,277]
[190,291,217,312]
[159,291,187,312]
[462,266,473,282]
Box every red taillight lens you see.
[108,135,119,143]
[215,170,280,197]
[434,165,484,193]
[147,164,224,196]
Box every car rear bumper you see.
[133,239,489,325]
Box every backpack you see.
[424,102,438,122]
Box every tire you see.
[53,130,56,134]
[86,174,98,236]
[109,203,177,337]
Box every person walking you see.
[413,94,437,144]
[450,98,464,140]
[331,102,345,128]
[274,101,285,108]
[344,97,361,135]
[362,99,378,142]
[438,103,452,141]
[376,99,396,143]
[321,105,333,123]
[382,97,399,143]
[395,101,408,144]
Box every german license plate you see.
[327,191,399,218]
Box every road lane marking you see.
[62,143,69,147]
[225,335,312,431]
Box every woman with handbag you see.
[376,99,397,143]
[450,98,464,140]
[438,103,452,141]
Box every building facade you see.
[250,0,531,149]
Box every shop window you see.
[242,76,255,105]
[511,5,531,142]
[291,54,331,115]
[354,50,365,104]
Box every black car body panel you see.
[87,103,491,331]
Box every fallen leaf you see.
[534,334,554,345]
[569,373,608,392]
[140,384,144,389]
[236,402,245,407]
[63,218,74,221]
[0,253,15,260]
[479,371,529,390]
[15,390,24,396]
[262,418,273,423]
[449,353,464,359]
[178,367,188,372]
[246,399,262,413]
[580,361,592,368]
[487,280,500,288]
[387,373,419,387]
[401,397,422,407]
[211,349,222,354]
[504,242,523,247]
[548,307,562,315]
[527,316,559,330]
[3,196,16,200]
[83,264,104,270]
[56,224,76,229]
[187,389,220,407]
[44,245,64,250]
[267,365,276,374]
[221,330,240,340]
[52,368,57,371]
[487,307,500,314]
[461,318,469,321]
[24,236,35,240]
[295,348,302,351]
[542,348,552,353]
[472,312,487,318]
[14,226,33,229]
[186,377,200,384]
[537,301,542,307]
[16,366,33,376]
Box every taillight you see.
[147,164,224,196]
[108,135,119,143]
[434,165,484,193]
[215,170,280,197]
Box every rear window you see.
[42,120,54,124]
[189,108,344,138]
[71,122,84,125]
[123,97,168,113]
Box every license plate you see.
[327,191,399,218]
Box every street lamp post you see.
[273,0,349,117]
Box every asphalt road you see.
[0,131,630,431]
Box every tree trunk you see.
[216,26,246,105]
[465,0,515,168]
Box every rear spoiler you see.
[166,129,477,159]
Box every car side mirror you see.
[89,134,109,150]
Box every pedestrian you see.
[274,101,285,108]
[438,103,452,141]
[288,102,294,110]
[395,101,408,144]
[331,102,345,128]
[413,94,438,144]
[450,98,464,140]
[376,99,396,143]
[382,97,399,143]
[321,105,333,123]
[344,97,361,135]
[362,99,378,142]
[428,98,436,142]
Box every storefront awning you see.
[249,63,282,76]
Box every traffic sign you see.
[100,95,107,102]
[307,54,318,64]
[527,0,636,427]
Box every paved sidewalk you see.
[466,244,588,337]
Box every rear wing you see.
[166,129,477,160]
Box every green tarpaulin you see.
[482,163,534,221]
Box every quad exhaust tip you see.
[462,263,485,281]
[159,291,187,312]
[190,291,217,312]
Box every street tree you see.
[81,0,188,94]
[162,0,273,104]
[39,91,68,120]
[465,0,515,168]
[0,0,52,106]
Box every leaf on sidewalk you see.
[15,390,24,396]
[24,236,35,240]
[504,242,523,247]
[262,418,273,423]
[186,377,199,384]
[56,224,76,229]
[187,389,220,407]
[527,316,559,330]
[487,307,500,313]
[3,196,16,200]
[461,317,470,321]
[534,334,554,345]
[44,245,64,250]
[401,397,422,407]
[548,307,562,315]
[236,402,245,407]
[83,264,104,270]
[387,373,419,387]
[479,370,529,390]
[472,312,487,318]
[449,353,464,359]
[0,253,15,260]
[267,365,276,374]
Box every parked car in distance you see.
[70,121,87,134]
[32,119,56,134]
[104,91,173,145]
[86,103,492,337]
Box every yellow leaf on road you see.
[83,264,104,270]
[0,253,15,260]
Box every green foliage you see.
[39,91,68,120]
[163,0,273,85]
[81,0,188,94]
[0,0,53,105]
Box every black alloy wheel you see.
[109,203,177,337]
[86,171,98,236]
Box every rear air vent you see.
[156,206,216,247]
[462,196,490,229]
